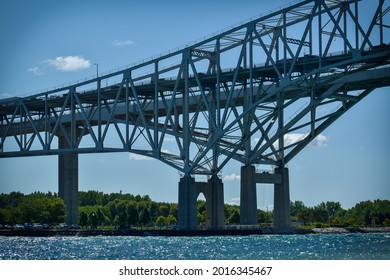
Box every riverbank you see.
[1,226,389,237]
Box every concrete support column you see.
[203,176,224,230]
[178,175,225,230]
[178,175,198,230]
[240,165,257,225]
[273,167,291,230]
[58,137,79,225]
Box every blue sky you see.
[0,0,389,210]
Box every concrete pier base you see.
[199,176,224,230]
[178,176,198,230]
[273,167,290,230]
[58,137,79,225]
[178,175,224,230]
[240,166,257,225]
[240,165,291,230]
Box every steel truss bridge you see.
[1,0,390,230]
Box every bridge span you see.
[1,0,390,230]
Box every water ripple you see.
[0,233,389,260]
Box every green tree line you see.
[290,200,390,227]
[1,190,389,228]
[77,191,178,229]
[0,191,66,224]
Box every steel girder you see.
[1,0,390,175]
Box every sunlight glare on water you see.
[0,233,389,260]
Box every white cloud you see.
[112,39,134,47]
[284,133,328,147]
[44,56,91,72]
[284,133,307,147]
[226,197,240,205]
[223,173,240,181]
[27,66,43,76]
[312,133,328,147]
[128,153,154,161]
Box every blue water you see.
[0,233,389,260]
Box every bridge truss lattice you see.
[1,0,390,176]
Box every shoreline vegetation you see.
[1,190,390,237]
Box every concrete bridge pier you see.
[58,136,79,225]
[240,165,291,230]
[178,175,224,230]
[178,175,198,230]
[240,165,257,225]
[199,175,224,230]
[273,167,291,230]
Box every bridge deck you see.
[1,46,389,118]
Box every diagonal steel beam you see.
[285,88,373,162]
[128,73,154,147]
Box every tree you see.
[139,208,151,226]
[116,201,128,229]
[297,208,311,225]
[257,209,268,224]
[156,216,166,227]
[372,200,390,225]
[312,201,344,223]
[126,202,139,226]
[0,208,12,224]
[79,211,88,228]
[166,215,177,225]
[114,215,120,229]
[224,204,240,223]
[9,208,22,224]
[169,204,178,219]
[4,190,389,229]
[149,202,158,222]
[198,211,206,225]
[19,195,47,223]
[324,201,343,221]
[0,192,24,208]
[108,200,118,225]
[15,194,65,224]
[47,197,66,224]
[89,212,98,229]
[227,209,240,224]
[349,200,374,225]
[80,190,104,206]
[310,207,328,223]
[331,216,344,226]
[346,215,358,226]
[96,207,108,228]
[157,205,170,217]
[197,200,206,214]
[290,201,307,217]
